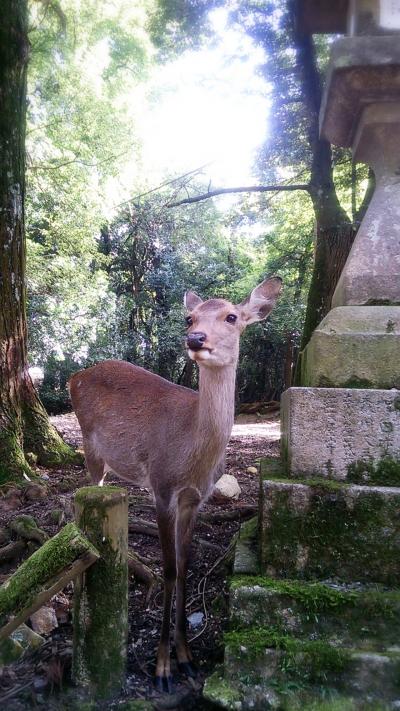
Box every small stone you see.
[0,637,24,666]
[30,606,58,635]
[51,592,70,624]
[188,612,204,629]
[0,489,23,513]
[11,623,44,651]
[24,482,47,501]
[212,474,241,502]
[246,466,258,475]
[49,508,64,526]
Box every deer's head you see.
[184,276,282,368]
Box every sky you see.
[113,9,271,209]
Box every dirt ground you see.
[0,411,280,710]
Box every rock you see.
[24,482,47,501]
[51,592,70,624]
[246,466,258,475]
[188,612,204,629]
[11,623,44,651]
[30,606,58,635]
[212,474,241,502]
[0,526,10,546]
[9,515,48,545]
[0,488,23,513]
[49,508,64,526]
[0,637,24,666]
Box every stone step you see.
[230,577,400,652]
[260,467,400,584]
[204,668,397,711]
[220,626,400,708]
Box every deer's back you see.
[69,360,198,486]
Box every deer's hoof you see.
[178,661,198,678]
[155,674,174,694]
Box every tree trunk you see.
[292,19,357,353]
[0,0,76,483]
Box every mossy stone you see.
[230,577,400,650]
[260,479,400,584]
[0,637,24,665]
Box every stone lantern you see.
[204,6,400,708]
[283,0,400,477]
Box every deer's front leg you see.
[174,486,201,678]
[155,503,176,693]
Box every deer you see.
[68,276,282,693]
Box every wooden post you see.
[73,486,128,699]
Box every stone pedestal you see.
[281,387,400,480]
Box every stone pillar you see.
[283,32,400,478]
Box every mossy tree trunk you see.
[0,0,76,483]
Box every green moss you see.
[73,487,128,699]
[21,400,80,468]
[203,670,242,709]
[347,457,400,486]
[260,483,400,584]
[0,523,98,625]
[9,514,48,544]
[285,698,390,711]
[118,701,154,711]
[0,428,33,484]
[230,577,357,613]
[0,637,24,665]
[342,377,372,389]
[225,628,350,683]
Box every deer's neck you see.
[194,364,236,465]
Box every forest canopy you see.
[21,0,370,412]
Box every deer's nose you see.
[187,332,207,351]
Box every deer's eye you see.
[225,314,237,324]
[185,316,193,327]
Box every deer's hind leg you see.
[81,436,108,485]
[174,486,201,678]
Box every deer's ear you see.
[239,276,282,325]
[184,290,203,310]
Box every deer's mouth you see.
[187,346,213,361]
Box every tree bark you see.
[292,20,357,352]
[0,0,76,482]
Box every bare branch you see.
[167,183,310,208]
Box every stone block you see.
[259,478,400,584]
[281,387,400,480]
[301,306,400,389]
[230,578,400,651]
[222,632,400,706]
[233,517,259,576]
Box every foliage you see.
[25,0,155,401]
[24,0,328,410]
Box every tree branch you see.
[167,183,310,207]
